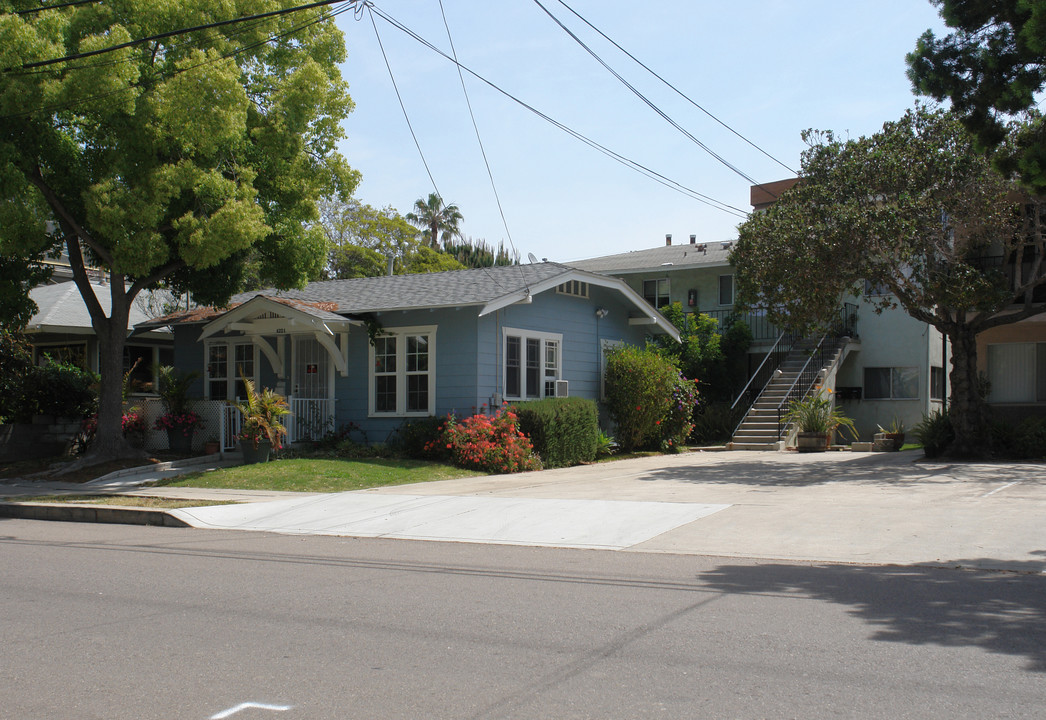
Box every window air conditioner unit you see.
[555,380,569,397]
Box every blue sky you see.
[334,1,948,263]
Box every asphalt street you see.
[2,520,1045,719]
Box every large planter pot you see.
[873,432,902,452]
[796,431,829,453]
[166,428,194,455]
[240,439,272,464]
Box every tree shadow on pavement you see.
[638,451,1046,488]
[700,560,1046,672]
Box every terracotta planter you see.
[796,431,829,453]
[204,441,220,455]
[240,439,272,464]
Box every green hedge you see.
[512,397,599,468]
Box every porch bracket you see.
[253,336,284,378]
[315,331,349,376]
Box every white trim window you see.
[503,328,561,400]
[718,274,734,306]
[369,326,436,417]
[643,278,669,308]
[206,341,256,400]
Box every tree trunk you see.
[83,287,136,463]
[946,327,991,458]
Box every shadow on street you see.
[700,559,1046,672]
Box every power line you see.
[530,0,762,189]
[0,2,359,120]
[435,0,528,292]
[4,0,356,72]
[15,0,101,15]
[366,6,443,203]
[367,6,748,218]
[551,0,796,177]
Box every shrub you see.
[913,410,954,458]
[512,397,599,468]
[992,417,1046,459]
[315,422,368,450]
[391,416,445,459]
[604,345,694,452]
[18,356,98,420]
[429,409,541,474]
[691,402,746,444]
[661,373,700,451]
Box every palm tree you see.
[405,192,463,249]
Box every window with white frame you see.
[718,274,734,305]
[987,342,1046,403]
[369,326,436,416]
[206,341,256,400]
[643,278,669,308]
[503,328,561,400]
[864,366,919,399]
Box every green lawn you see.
[12,495,239,509]
[155,457,486,493]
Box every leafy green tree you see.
[732,107,1044,457]
[319,196,420,272]
[0,0,358,462]
[443,236,519,268]
[907,0,1046,191]
[649,302,751,403]
[406,192,463,249]
[403,245,466,274]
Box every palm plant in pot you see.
[152,365,203,455]
[783,388,858,452]
[234,377,290,464]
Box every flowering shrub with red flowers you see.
[79,408,149,449]
[426,408,541,474]
[153,411,204,437]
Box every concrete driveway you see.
[173,450,1046,572]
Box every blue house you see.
[138,262,679,449]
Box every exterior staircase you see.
[728,336,851,451]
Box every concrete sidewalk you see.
[3,449,1044,572]
[173,449,1046,572]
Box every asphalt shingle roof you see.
[567,242,734,274]
[28,281,165,332]
[230,262,573,314]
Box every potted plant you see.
[152,365,203,455]
[234,377,290,464]
[875,418,906,452]
[783,388,858,452]
[204,435,220,455]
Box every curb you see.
[0,501,190,527]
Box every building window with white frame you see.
[643,278,669,308]
[206,341,256,400]
[718,274,734,306]
[369,327,436,416]
[503,328,561,400]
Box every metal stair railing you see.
[729,330,796,441]
[774,334,845,439]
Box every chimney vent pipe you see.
[665,234,672,246]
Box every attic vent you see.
[255,311,281,320]
[556,280,589,298]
